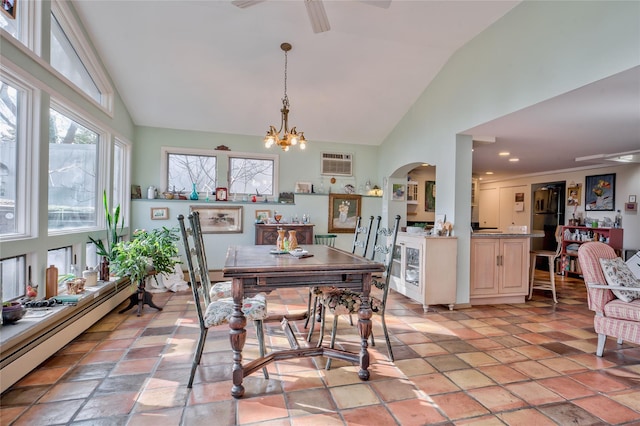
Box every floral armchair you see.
[577,242,640,356]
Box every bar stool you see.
[529,226,562,303]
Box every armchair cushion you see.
[599,258,640,303]
[604,299,640,322]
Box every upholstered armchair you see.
[577,242,640,356]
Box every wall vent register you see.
[321,152,353,176]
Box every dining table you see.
[222,244,385,398]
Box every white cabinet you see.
[407,181,418,204]
[390,233,457,312]
[470,237,529,304]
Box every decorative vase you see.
[288,230,298,250]
[99,257,110,281]
[190,183,199,200]
[277,229,286,251]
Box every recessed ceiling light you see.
[421,163,430,167]
[498,152,510,156]
[509,158,519,162]
[485,171,494,175]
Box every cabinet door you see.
[470,239,499,295]
[499,238,529,295]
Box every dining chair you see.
[303,234,338,331]
[529,225,562,303]
[178,212,269,388]
[319,214,401,369]
[351,216,375,258]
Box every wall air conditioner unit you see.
[321,152,353,176]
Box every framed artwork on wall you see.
[190,206,243,233]
[255,209,271,222]
[567,184,581,206]
[2,0,16,19]
[585,173,615,211]
[392,184,406,201]
[328,194,361,233]
[150,207,169,220]
[425,180,436,212]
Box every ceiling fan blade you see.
[359,0,391,8]
[305,0,330,33]
[231,0,266,8]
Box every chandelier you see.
[264,43,307,151]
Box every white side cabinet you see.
[390,233,457,312]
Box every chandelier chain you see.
[282,48,289,108]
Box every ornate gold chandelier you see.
[264,43,307,152]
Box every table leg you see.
[357,274,373,380]
[230,277,247,398]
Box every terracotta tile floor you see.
[3,273,640,425]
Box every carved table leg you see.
[357,274,372,381]
[230,277,247,398]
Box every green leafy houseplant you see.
[89,191,124,261]
[109,227,181,286]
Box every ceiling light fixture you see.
[498,151,510,156]
[264,43,307,152]
[509,158,519,162]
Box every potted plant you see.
[89,191,125,279]
[109,227,181,287]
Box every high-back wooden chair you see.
[319,215,401,369]
[351,216,375,258]
[178,212,269,387]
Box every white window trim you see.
[50,0,114,115]
[0,63,39,242]
[228,152,279,196]
[48,98,109,236]
[160,146,219,194]
[114,137,132,229]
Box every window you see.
[48,246,75,293]
[113,138,129,224]
[0,0,38,52]
[0,69,34,238]
[85,241,99,270]
[229,156,277,196]
[1,255,26,302]
[167,152,217,194]
[48,107,99,231]
[49,1,113,111]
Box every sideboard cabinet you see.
[255,223,314,245]
[390,233,457,312]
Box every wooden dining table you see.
[223,244,385,398]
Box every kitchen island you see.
[470,230,544,305]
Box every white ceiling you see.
[72,1,640,181]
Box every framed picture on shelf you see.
[425,180,436,212]
[131,185,142,199]
[215,187,228,201]
[2,0,16,19]
[392,184,406,201]
[150,207,169,220]
[295,182,312,193]
[585,173,615,211]
[190,206,243,234]
[255,209,271,222]
[328,193,361,233]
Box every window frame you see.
[228,153,279,197]
[0,63,38,241]
[49,0,114,115]
[160,146,218,194]
[48,98,109,236]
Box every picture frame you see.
[2,0,16,19]
[190,205,243,234]
[585,173,615,211]
[131,184,142,199]
[328,193,361,233]
[150,207,169,220]
[295,182,312,193]
[215,187,228,201]
[625,202,637,212]
[425,180,436,212]
[630,195,637,203]
[392,184,406,201]
[567,185,581,206]
[255,209,271,222]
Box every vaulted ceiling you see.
[73,1,640,181]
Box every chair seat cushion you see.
[600,258,640,303]
[321,289,382,316]
[204,292,268,327]
[604,298,640,322]
[209,280,232,301]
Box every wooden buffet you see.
[255,223,314,245]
